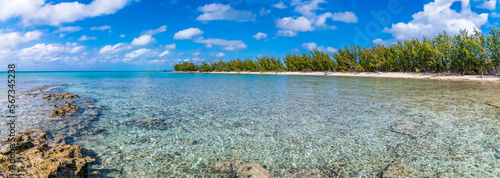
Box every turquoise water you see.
[1,72,500,177]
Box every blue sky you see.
[0,0,499,71]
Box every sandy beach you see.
[174,71,500,82]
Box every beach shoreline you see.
[173,71,500,82]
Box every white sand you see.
[174,71,500,82]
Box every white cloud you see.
[253,32,267,40]
[164,43,176,49]
[143,25,167,35]
[173,28,203,40]
[124,48,150,61]
[301,42,336,53]
[91,25,111,31]
[0,30,42,48]
[0,0,133,26]
[276,30,298,37]
[259,8,271,16]
[273,2,287,9]
[99,43,129,54]
[194,37,247,51]
[196,3,255,22]
[331,11,358,23]
[77,35,97,41]
[275,0,339,37]
[131,35,156,46]
[276,16,314,32]
[492,12,500,18]
[17,42,84,61]
[59,33,66,38]
[302,42,317,50]
[383,0,489,40]
[476,0,496,10]
[192,51,200,56]
[216,52,225,57]
[56,26,82,33]
[120,34,125,38]
[293,0,326,16]
[159,50,170,57]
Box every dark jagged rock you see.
[205,159,270,177]
[0,130,95,177]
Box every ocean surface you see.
[1,72,500,177]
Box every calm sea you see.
[1,72,499,177]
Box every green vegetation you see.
[174,28,500,75]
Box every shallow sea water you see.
[1,72,500,177]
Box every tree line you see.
[174,28,500,75]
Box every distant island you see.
[174,28,500,77]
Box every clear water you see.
[1,72,500,177]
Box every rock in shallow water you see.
[0,130,94,177]
[381,161,422,177]
[205,159,270,177]
[391,123,428,138]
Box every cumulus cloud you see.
[143,25,167,35]
[159,50,170,57]
[276,30,298,37]
[216,52,225,57]
[164,43,176,49]
[91,25,111,31]
[120,34,125,38]
[124,48,150,61]
[301,42,336,53]
[492,12,500,18]
[16,42,84,61]
[276,16,314,32]
[383,0,489,40]
[194,37,247,51]
[196,3,255,22]
[0,30,42,48]
[173,28,203,40]
[253,32,267,40]
[56,26,82,33]
[331,12,358,23]
[131,34,156,46]
[275,0,343,37]
[273,2,287,9]
[476,0,496,10]
[99,43,129,54]
[77,35,97,41]
[0,0,133,26]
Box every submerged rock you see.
[391,123,428,138]
[381,161,422,178]
[205,159,270,177]
[286,169,325,178]
[125,118,172,130]
[180,138,199,146]
[0,130,95,177]
[488,102,500,108]
[49,102,80,117]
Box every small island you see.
[175,29,500,82]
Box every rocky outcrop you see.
[43,92,78,101]
[0,130,95,177]
[205,159,270,177]
[50,101,80,117]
